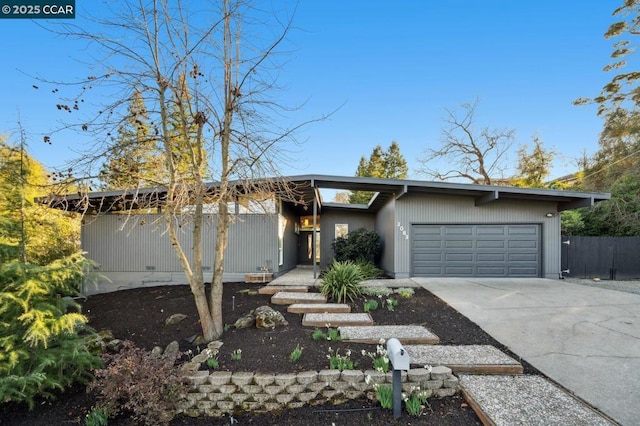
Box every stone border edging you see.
[179,366,459,417]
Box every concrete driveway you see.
[412,277,640,426]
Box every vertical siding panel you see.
[320,209,375,268]
[82,213,278,275]
[395,194,560,278]
[375,197,396,276]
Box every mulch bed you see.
[0,282,540,425]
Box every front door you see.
[298,231,320,265]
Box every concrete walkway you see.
[413,277,640,426]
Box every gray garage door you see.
[411,224,540,277]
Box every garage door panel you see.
[412,224,540,278]
[445,253,474,261]
[508,240,538,249]
[445,240,474,249]
[413,253,442,261]
[476,240,505,249]
[477,266,508,276]
[509,253,538,262]
[445,266,474,275]
[445,226,473,235]
[477,253,505,262]
[414,240,442,249]
[477,226,506,235]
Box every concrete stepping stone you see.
[258,285,308,295]
[404,344,523,374]
[459,374,615,426]
[271,292,327,305]
[287,303,351,314]
[302,313,373,327]
[339,325,440,345]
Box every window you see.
[335,224,349,239]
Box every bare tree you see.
[44,0,319,342]
[418,100,515,185]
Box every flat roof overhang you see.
[41,174,611,215]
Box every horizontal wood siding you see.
[394,193,561,278]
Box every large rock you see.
[254,305,288,330]
[165,313,187,326]
[233,312,255,329]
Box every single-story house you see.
[50,175,610,294]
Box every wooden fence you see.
[561,236,640,280]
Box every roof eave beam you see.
[396,184,409,200]
[475,190,499,207]
[558,197,594,212]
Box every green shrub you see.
[321,260,363,303]
[0,254,102,408]
[355,260,383,280]
[395,287,415,298]
[332,228,382,263]
[89,341,186,426]
[361,286,393,297]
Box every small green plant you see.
[231,349,242,361]
[404,387,431,416]
[396,287,415,298]
[386,297,398,311]
[321,260,363,303]
[85,407,109,426]
[374,384,393,409]
[327,347,356,371]
[363,299,379,312]
[206,356,220,369]
[313,327,341,341]
[312,329,327,340]
[361,286,392,297]
[362,342,389,373]
[327,327,341,341]
[290,345,303,362]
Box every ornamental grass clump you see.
[321,260,363,303]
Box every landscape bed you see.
[0,282,541,425]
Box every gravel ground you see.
[563,277,640,295]
[459,375,615,426]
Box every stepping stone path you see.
[404,344,523,374]
[260,274,608,423]
[302,312,373,327]
[459,374,615,425]
[258,285,308,295]
[339,325,440,345]
[287,303,351,314]
[271,292,326,305]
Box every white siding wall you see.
[393,194,561,279]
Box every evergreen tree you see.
[511,136,555,188]
[383,141,408,180]
[349,141,408,203]
[0,137,79,264]
[100,91,164,189]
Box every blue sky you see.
[0,1,620,181]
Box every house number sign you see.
[396,222,409,240]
